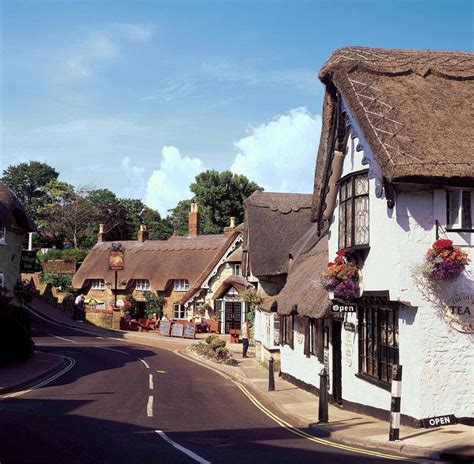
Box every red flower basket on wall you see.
[425,239,469,281]
[322,250,360,300]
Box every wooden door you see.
[224,302,242,333]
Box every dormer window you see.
[447,190,473,230]
[231,264,241,276]
[0,220,6,245]
[90,279,105,290]
[174,279,189,292]
[338,171,369,250]
[135,279,150,291]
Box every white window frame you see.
[173,303,186,319]
[174,279,189,292]
[0,273,4,288]
[446,189,473,230]
[0,225,6,245]
[90,279,106,290]
[231,263,241,276]
[135,279,150,291]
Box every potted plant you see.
[424,239,469,281]
[322,250,360,300]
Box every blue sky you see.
[1,0,472,215]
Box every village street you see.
[0,311,413,464]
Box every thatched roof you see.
[213,275,253,300]
[278,234,330,318]
[312,46,474,219]
[0,181,36,232]
[177,226,244,304]
[245,191,313,277]
[227,247,243,263]
[72,234,230,291]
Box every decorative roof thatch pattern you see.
[0,181,36,232]
[245,191,313,277]
[72,234,230,291]
[312,46,474,219]
[278,234,329,318]
[212,275,253,300]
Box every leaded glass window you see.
[338,172,369,249]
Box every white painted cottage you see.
[277,47,474,426]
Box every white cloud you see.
[230,107,321,193]
[59,22,154,81]
[121,156,146,199]
[145,146,204,215]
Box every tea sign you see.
[445,294,474,333]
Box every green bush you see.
[39,272,72,292]
[37,249,63,261]
[209,337,226,350]
[205,334,220,344]
[61,248,88,262]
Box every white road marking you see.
[156,430,211,464]
[96,346,130,355]
[1,356,76,400]
[156,370,166,374]
[48,334,79,344]
[149,374,154,390]
[147,395,153,417]
[139,358,150,369]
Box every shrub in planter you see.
[209,337,226,350]
[205,334,220,345]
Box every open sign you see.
[421,415,457,428]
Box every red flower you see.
[334,257,343,264]
[433,239,453,250]
[327,262,334,268]
[336,249,346,257]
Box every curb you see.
[0,352,68,395]
[177,348,464,463]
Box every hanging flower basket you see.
[424,239,469,281]
[322,250,360,300]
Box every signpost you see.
[109,243,124,308]
[421,415,457,428]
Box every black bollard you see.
[268,356,275,391]
[318,368,329,423]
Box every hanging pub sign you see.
[20,250,38,273]
[109,243,124,270]
[444,294,474,333]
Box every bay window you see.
[338,171,369,250]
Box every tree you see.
[168,171,262,235]
[1,162,59,220]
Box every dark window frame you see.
[338,169,370,250]
[358,304,399,389]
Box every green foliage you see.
[37,248,87,262]
[168,170,262,235]
[191,335,236,365]
[37,249,63,261]
[205,334,220,345]
[209,337,226,350]
[143,291,165,316]
[39,272,72,292]
[1,161,59,221]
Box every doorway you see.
[332,320,342,404]
[224,301,242,333]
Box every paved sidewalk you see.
[0,351,65,394]
[27,298,473,462]
[186,342,474,463]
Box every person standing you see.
[73,294,85,322]
[241,319,250,358]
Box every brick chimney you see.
[97,223,106,243]
[188,203,200,237]
[137,224,149,242]
[224,217,236,236]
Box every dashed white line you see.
[147,395,154,417]
[48,334,79,344]
[97,347,130,355]
[139,358,150,369]
[149,374,154,390]
[156,430,211,464]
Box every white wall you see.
[328,131,474,420]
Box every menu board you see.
[159,320,171,337]
[183,323,196,339]
[171,323,184,338]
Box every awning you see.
[278,234,330,319]
[85,298,105,306]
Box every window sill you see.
[355,373,391,392]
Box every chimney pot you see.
[137,224,149,242]
[98,223,106,243]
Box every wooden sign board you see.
[159,320,171,337]
[421,415,457,428]
[20,250,38,273]
[183,323,196,339]
[171,323,184,338]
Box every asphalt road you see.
[0,312,420,464]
